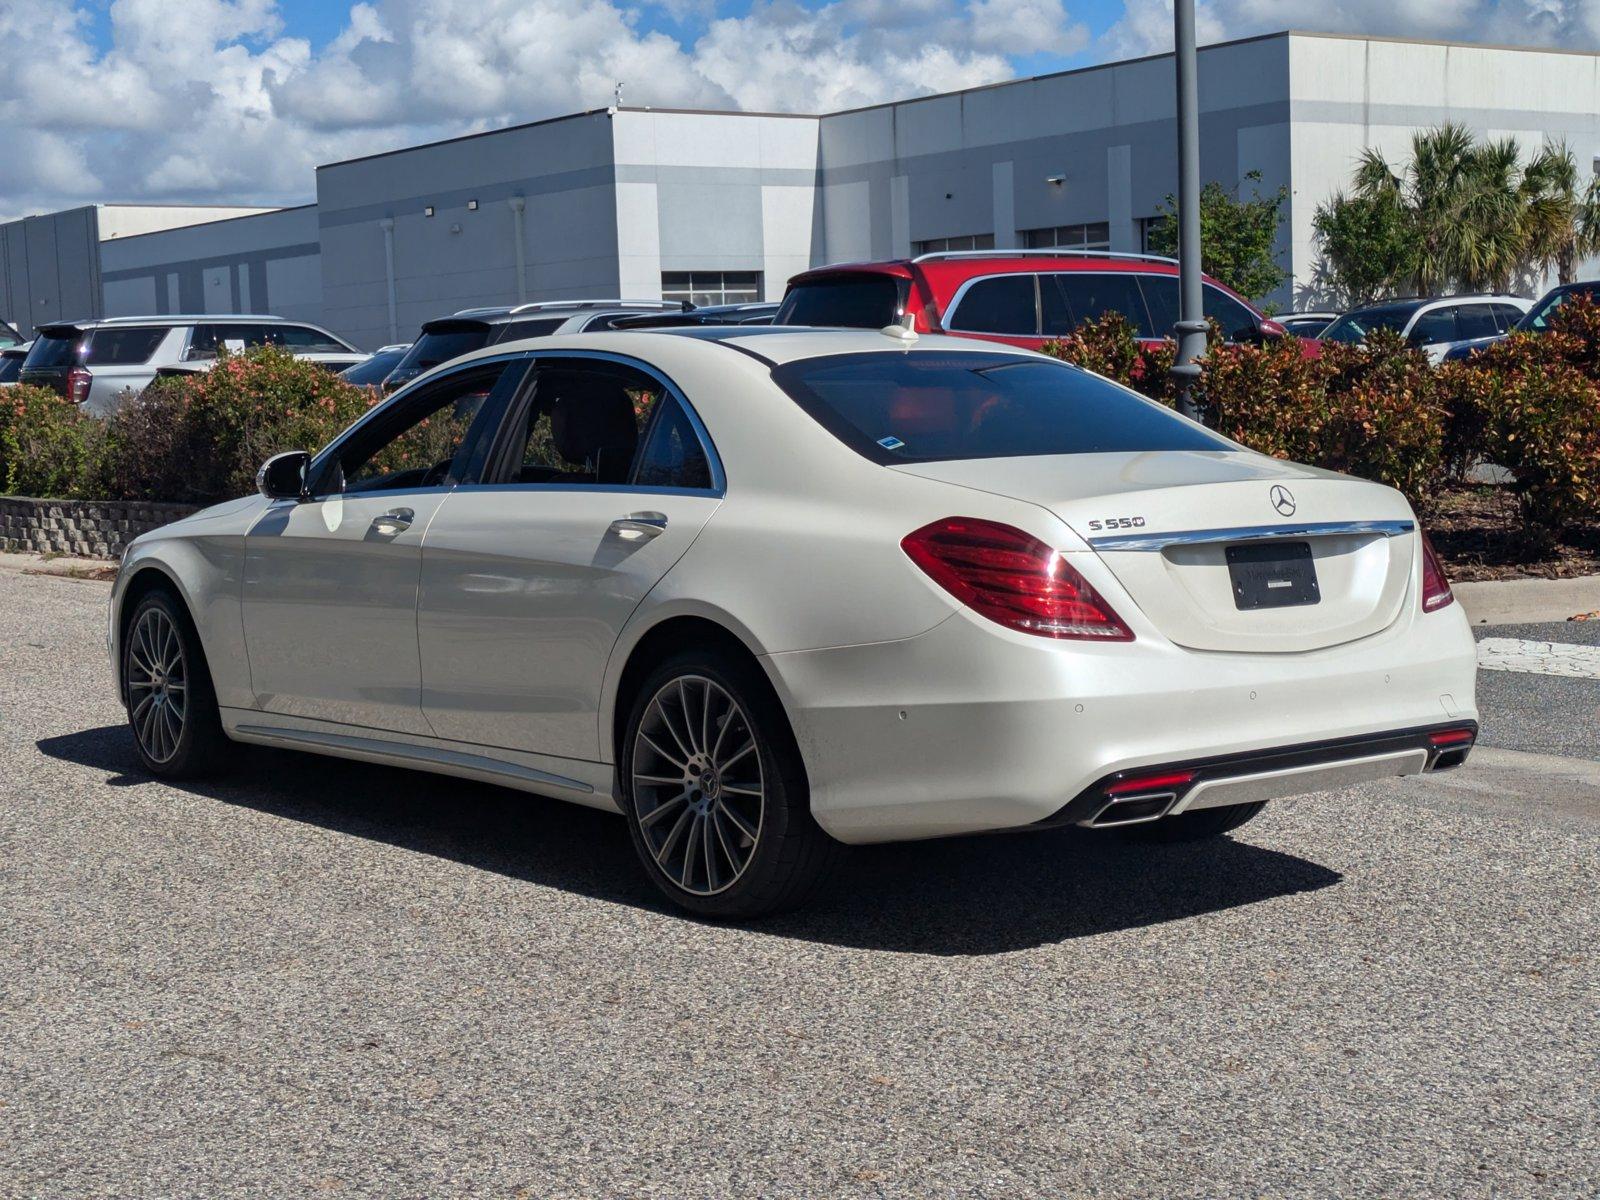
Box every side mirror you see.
[257,450,311,501]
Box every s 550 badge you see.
[1086,516,1146,531]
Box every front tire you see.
[621,648,839,919]
[123,588,228,779]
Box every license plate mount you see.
[1226,541,1320,610]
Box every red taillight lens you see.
[1429,727,1475,747]
[1106,770,1195,796]
[902,517,1134,640]
[66,366,92,404]
[1420,530,1454,613]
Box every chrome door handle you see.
[371,507,415,535]
[609,512,668,540]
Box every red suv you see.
[773,251,1292,351]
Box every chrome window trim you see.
[463,347,727,498]
[1088,519,1415,552]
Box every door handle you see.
[609,512,668,540]
[371,507,415,536]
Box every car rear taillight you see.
[66,366,92,404]
[1420,530,1454,612]
[902,517,1134,640]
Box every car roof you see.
[43,314,301,330]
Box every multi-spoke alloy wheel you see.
[631,675,765,896]
[126,605,188,764]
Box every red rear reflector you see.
[1106,770,1196,796]
[902,517,1134,640]
[1429,728,1474,746]
[1420,530,1454,613]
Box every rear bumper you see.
[1045,721,1476,830]
[766,601,1479,844]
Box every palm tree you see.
[1520,140,1600,285]
[1352,124,1525,295]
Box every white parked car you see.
[20,315,365,414]
[109,328,1479,917]
[1319,294,1530,363]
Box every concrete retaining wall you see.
[0,497,198,559]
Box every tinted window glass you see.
[1042,273,1153,337]
[1321,304,1419,343]
[392,325,491,376]
[1408,307,1458,346]
[339,366,504,494]
[85,326,167,365]
[273,325,350,352]
[1280,315,1332,336]
[513,360,661,486]
[1520,285,1600,331]
[1455,305,1500,340]
[1202,286,1261,340]
[635,395,713,489]
[951,276,1037,334]
[186,323,276,359]
[1490,304,1524,332]
[22,331,83,369]
[0,353,24,383]
[497,318,565,341]
[772,351,1230,464]
[776,277,902,328]
[0,321,21,348]
[340,348,408,386]
[1138,276,1180,339]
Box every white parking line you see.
[1477,637,1600,679]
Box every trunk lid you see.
[894,451,1419,653]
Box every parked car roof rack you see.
[911,249,1181,266]
[508,299,694,313]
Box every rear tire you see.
[1119,801,1266,842]
[620,647,839,919]
[123,588,229,780]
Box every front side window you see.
[1201,286,1261,340]
[776,275,904,329]
[186,323,276,359]
[773,351,1230,464]
[949,276,1037,334]
[1042,272,1153,338]
[272,325,353,352]
[334,365,506,494]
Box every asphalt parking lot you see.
[3,562,1598,1198]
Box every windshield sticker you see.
[877,436,905,450]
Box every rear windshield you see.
[340,348,408,386]
[23,331,84,370]
[1321,304,1419,343]
[776,277,903,329]
[772,351,1230,463]
[1522,284,1600,332]
[394,325,490,374]
[86,326,167,365]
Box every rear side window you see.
[274,325,351,352]
[23,332,83,369]
[949,276,1037,334]
[1042,273,1153,338]
[86,326,167,365]
[776,277,903,328]
[635,395,713,489]
[1408,308,1458,346]
[772,351,1229,464]
[496,318,565,341]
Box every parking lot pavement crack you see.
[1477,636,1600,678]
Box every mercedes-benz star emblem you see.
[1270,485,1296,517]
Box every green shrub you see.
[1041,311,1178,405]
[1438,297,1600,542]
[0,385,103,498]
[1310,331,1445,500]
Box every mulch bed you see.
[1427,485,1600,581]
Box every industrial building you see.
[5,29,1600,347]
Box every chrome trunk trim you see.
[1087,519,1415,552]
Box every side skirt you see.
[220,707,622,813]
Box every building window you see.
[661,271,762,307]
[913,233,996,255]
[1022,222,1111,251]
[1137,217,1165,254]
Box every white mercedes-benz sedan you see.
[109,328,1479,917]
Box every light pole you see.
[1170,0,1206,423]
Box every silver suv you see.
[380,300,689,392]
[18,315,364,415]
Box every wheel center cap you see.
[699,770,720,800]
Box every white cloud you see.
[1102,0,1600,57]
[0,0,1083,216]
